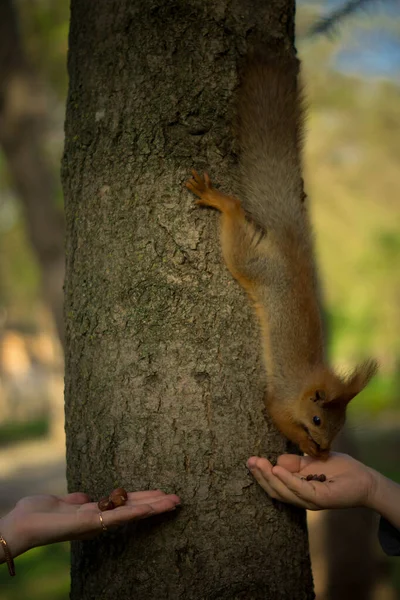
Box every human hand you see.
[0,489,181,559]
[247,452,377,511]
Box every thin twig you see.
[308,0,382,38]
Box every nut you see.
[109,487,128,507]
[98,497,115,511]
[305,473,326,482]
[112,487,128,500]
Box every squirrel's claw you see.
[185,171,212,201]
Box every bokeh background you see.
[0,0,399,598]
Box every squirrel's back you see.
[237,53,306,234]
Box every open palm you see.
[3,490,180,558]
[247,452,375,511]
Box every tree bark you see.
[0,0,65,347]
[63,1,314,598]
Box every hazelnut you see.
[98,497,115,511]
[112,487,128,500]
[109,487,128,507]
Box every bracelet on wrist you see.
[0,533,16,576]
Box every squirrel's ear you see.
[333,359,378,407]
[309,389,327,405]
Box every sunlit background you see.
[0,0,399,598]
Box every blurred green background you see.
[0,0,399,599]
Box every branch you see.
[308,0,381,38]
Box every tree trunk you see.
[63,1,314,598]
[0,0,65,347]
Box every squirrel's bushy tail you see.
[237,53,306,231]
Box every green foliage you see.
[347,371,399,416]
[299,40,400,371]
[0,218,40,313]
[16,0,70,98]
[0,417,49,448]
[0,150,40,316]
[0,543,70,600]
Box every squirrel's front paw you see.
[185,170,213,206]
[186,170,242,215]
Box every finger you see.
[59,492,92,505]
[127,493,181,507]
[79,493,180,515]
[247,456,273,474]
[284,451,335,472]
[249,467,280,498]
[100,498,178,528]
[146,497,181,514]
[276,454,303,472]
[186,182,202,198]
[264,469,316,509]
[204,172,211,186]
[272,466,321,509]
[248,458,317,508]
[191,169,202,183]
[126,490,169,501]
[109,505,155,524]
[277,454,324,473]
[277,454,321,473]
[83,506,152,534]
[247,459,285,499]
[253,466,314,509]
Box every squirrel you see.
[185,52,377,459]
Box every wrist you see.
[0,510,29,562]
[365,467,393,516]
[364,467,382,511]
[364,469,400,530]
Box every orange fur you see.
[185,56,377,457]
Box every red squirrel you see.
[186,53,377,459]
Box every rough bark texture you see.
[0,0,65,347]
[63,1,314,599]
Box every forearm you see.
[367,470,400,530]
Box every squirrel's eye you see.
[312,416,321,426]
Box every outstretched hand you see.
[247,452,376,511]
[1,490,180,560]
